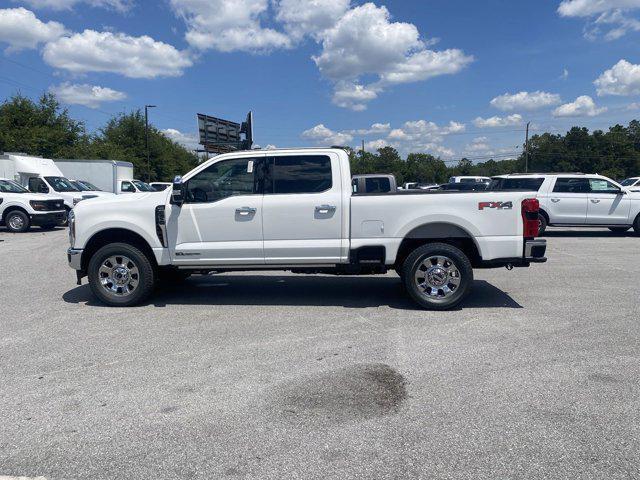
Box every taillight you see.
[521,198,540,238]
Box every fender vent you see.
[155,205,167,247]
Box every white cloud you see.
[49,82,126,108]
[594,59,640,96]
[364,139,389,151]
[170,0,291,52]
[275,0,351,41]
[43,30,193,78]
[552,95,607,117]
[627,102,640,110]
[15,0,132,12]
[464,137,493,154]
[312,3,472,110]
[473,114,523,128]
[558,0,640,40]
[0,7,66,52]
[301,124,354,145]
[163,128,200,150]
[347,123,391,136]
[490,91,562,111]
[561,68,570,80]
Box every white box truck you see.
[55,159,134,194]
[0,153,84,210]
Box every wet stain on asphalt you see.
[275,363,407,424]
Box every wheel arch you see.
[82,228,157,271]
[539,208,550,223]
[2,205,29,223]
[395,222,482,269]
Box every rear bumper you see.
[31,211,66,226]
[478,238,547,268]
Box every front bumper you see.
[31,211,66,226]
[67,248,83,270]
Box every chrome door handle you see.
[590,199,601,204]
[315,205,336,214]
[551,198,561,203]
[236,207,256,216]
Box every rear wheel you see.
[5,210,30,233]
[402,243,473,310]
[88,243,155,307]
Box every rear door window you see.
[491,178,544,191]
[552,178,590,193]
[268,155,332,194]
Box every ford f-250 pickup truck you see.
[67,148,547,310]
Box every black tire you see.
[634,215,640,236]
[401,242,473,310]
[60,207,71,227]
[5,210,30,233]
[88,243,155,307]
[608,226,630,233]
[538,214,548,236]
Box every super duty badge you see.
[478,201,513,210]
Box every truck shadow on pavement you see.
[63,276,523,310]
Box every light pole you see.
[145,105,156,182]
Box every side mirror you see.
[171,176,185,206]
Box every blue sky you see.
[2,0,640,162]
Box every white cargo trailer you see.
[55,159,134,194]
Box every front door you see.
[168,156,265,266]
[262,153,344,264]
[548,177,589,224]
[587,178,630,224]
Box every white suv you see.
[490,173,640,235]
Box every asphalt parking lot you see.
[1,228,639,479]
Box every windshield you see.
[45,176,80,192]
[71,180,90,191]
[78,180,100,191]
[132,180,155,192]
[0,179,29,193]
[620,178,639,186]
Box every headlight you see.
[30,200,48,211]
[68,209,76,246]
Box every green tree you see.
[0,93,88,158]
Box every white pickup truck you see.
[0,178,66,232]
[67,148,546,309]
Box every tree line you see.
[1,93,639,183]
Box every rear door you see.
[262,153,343,264]
[586,178,630,224]
[548,177,589,224]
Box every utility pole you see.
[145,105,157,182]
[361,139,365,156]
[525,121,530,173]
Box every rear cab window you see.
[266,155,333,194]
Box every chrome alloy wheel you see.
[8,214,25,230]
[98,255,140,297]
[414,255,461,301]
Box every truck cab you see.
[119,179,156,194]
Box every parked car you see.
[449,176,491,185]
[55,159,135,194]
[620,177,640,191]
[352,174,397,193]
[67,148,546,310]
[70,180,116,198]
[119,179,156,193]
[401,182,439,190]
[490,173,640,234]
[0,178,66,232]
[150,182,173,192]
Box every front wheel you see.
[5,210,30,233]
[402,243,473,310]
[88,243,155,307]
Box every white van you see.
[0,154,83,210]
[119,179,156,193]
[449,176,491,184]
[0,178,66,232]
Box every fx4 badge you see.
[478,201,513,211]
